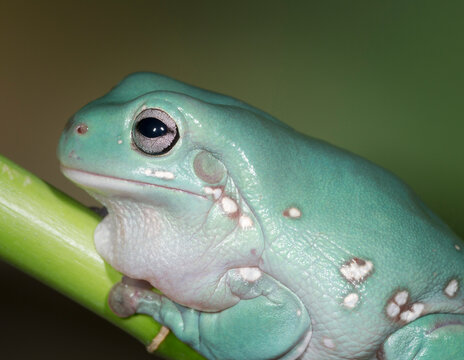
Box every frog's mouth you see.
[60,166,207,199]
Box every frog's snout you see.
[57,118,89,164]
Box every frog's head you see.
[58,73,299,310]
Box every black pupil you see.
[137,117,168,138]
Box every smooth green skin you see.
[381,314,464,359]
[58,73,464,359]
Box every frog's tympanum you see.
[58,73,464,359]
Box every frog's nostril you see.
[76,123,88,135]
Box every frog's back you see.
[256,135,464,358]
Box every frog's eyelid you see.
[135,108,177,129]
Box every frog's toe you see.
[108,281,138,317]
[108,277,151,317]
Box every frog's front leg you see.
[109,270,312,360]
[379,314,464,359]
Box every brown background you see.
[1,1,463,359]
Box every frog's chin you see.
[60,165,206,199]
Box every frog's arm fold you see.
[380,314,464,360]
[111,271,312,360]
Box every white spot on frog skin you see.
[204,186,224,201]
[322,337,335,349]
[221,196,238,214]
[154,171,175,180]
[340,258,374,283]
[117,139,123,144]
[213,188,222,199]
[386,302,400,318]
[444,279,459,298]
[296,309,302,316]
[400,303,424,323]
[283,207,301,218]
[239,267,262,282]
[394,290,409,306]
[455,244,461,251]
[386,290,425,323]
[144,169,175,180]
[239,215,253,229]
[343,293,359,309]
[386,290,409,318]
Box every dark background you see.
[1,1,463,359]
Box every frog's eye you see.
[132,109,179,155]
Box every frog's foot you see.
[379,313,464,359]
[108,278,172,352]
[123,269,311,360]
[108,276,153,317]
[108,271,311,359]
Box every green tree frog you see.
[58,73,464,359]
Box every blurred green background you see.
[0,1,463,359]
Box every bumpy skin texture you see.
[58,73,464,359]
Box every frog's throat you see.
[60,165,206,199]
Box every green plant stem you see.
[0,154,204,360]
